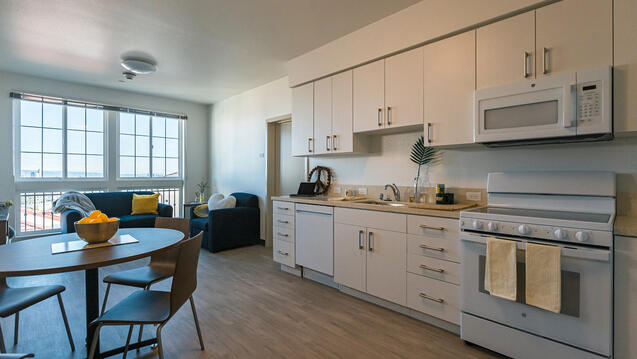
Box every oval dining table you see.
[0,227,184,358]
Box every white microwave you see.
[474,66,612,146]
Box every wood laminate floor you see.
[1,244,500,358]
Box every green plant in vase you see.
[196,181,208,202]
[410,136,440,203]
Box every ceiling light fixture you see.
[121,58,157,74]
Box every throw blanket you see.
[52,191,96,217]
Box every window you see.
[17,99,105,179]
[119,113,181,178]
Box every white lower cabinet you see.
[366,229,407,306]
[614,235,637,358]
[274,239,295,267]
[272,202,296,268]
[407,273,460,325]
[334,223,367,292]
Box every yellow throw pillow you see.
[131,193,160,215]
[193,204,209,218]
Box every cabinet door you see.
[291,83,314,156]
[331,70,353,153]
[614,236,637,358]
[353,59,385,133]
[477,12,535,89]
[366,229,406,305]
[613,0,637,133]
[334,223,366,292]
[313,77,332,155]
[424,31,475,146]
[536,0,612,77]
[385,47,424,129]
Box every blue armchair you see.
[190,192,260,252]
[60,191,173,234]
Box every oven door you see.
[460,233,611,357]
[474,71,576,143]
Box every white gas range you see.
[459,171,615,359]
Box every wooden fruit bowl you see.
[74,220,120,244]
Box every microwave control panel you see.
[577,81,602,122]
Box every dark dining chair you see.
[88,232,205,359]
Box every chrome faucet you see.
[384,183,401,202]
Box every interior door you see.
[536,0,612,77]
[313,77,332,154]
[477,11,535,89]
[331,70,353,153]
[291,83,314,156]
[384,47,424,129]
[334,223,366,292]
[366,229,406,305]
[275,121,305,196]
[353,59,385,133]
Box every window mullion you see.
[62,105,68,178]
[149,117,153,178]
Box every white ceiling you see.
[0,0,420,104]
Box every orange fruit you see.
[108,217,119,222]
[89,210,102,218]
[96,213,108,222]
[77,217,92,224]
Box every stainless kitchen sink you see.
[355,200,409,207]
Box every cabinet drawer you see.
[407,273,460,324]
[273,214,294,229]
[407,254,460,285]
[407,234,460,263]
[273,239,295,267]
[407,215,459,235]
[274,226,294,243]
[334,207,406,233]
[273,201,295,216]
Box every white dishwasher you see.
[295,204,334,276]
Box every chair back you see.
[170,231,203,316]
[151,217,190,266]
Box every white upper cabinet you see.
[384,47,424,130]
[535,0,612,78]
[423,31,475,146]
[477,12,535,89]
[331,70,354,153]
[291,83,314,156]
[313,77,332,155]
[353,59,385,133]
[614,0,637,134]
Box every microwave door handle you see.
[563,83,577,129]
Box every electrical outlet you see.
[358,187,368,195]
[333,187,341,194]
[466,191,482,201]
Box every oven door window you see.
[484,100,558,130]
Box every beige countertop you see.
[615,216,637,237]
[271,196,476,219]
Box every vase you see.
[199,193,206,203]
[0,206,9,219]
[414,167,431,203]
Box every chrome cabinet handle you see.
[326,136,331,151]
[377,108,383,126]
[332,135,337,151]
[358,230,365,250]
[419,264,445,273]
[276,232,289,237]
[419,244,445,252]
[523,51,530,78]
[368,231,374,252]
[426,123,432,143]
[277,250,289,256]
[277,207,289,210]
[307,138,313,153]
[386,106,392,125]
[542,47,550,74]
[277,220,289,224]
[419,224,446,231]
[419,292,444,304]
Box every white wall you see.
[0,70,209,220]
[209,77,291,238]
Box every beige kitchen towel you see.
[525,242,561,313]
[484,237,517,301]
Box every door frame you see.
[265,114,308,248]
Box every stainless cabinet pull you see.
[419,264,445,273]
[426,123,432,143]
[419,244,445,252]
[419,224,446,231]
[277,220,289,224]
[332,135,337,151]
[386,106,392,125]
[523,51,530,78]
[307,138,313,153]
[542,47,550,74]
[277,207,289,210]
[276,232,289,237]
[419,292,444,303]
[277,250,289,256]
[358,230,365,250]
[377,108,383,126]
[326,136,331,151]
[368,231,374,252]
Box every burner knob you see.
[518,225,531,235]
[472,220,483,230]
[487,222,498,231]
[554,229,568,240]
[575,231,591,242]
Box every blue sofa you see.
[60,191,173,234]
[190,192,260,252]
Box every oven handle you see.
[460,234,610,262]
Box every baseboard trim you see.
[280,264,302,277]
[301,268,339,289]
